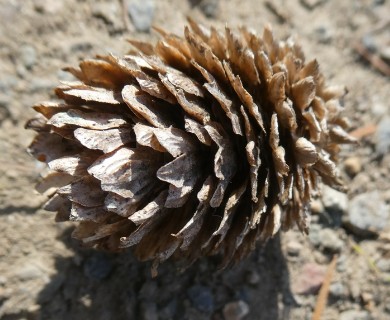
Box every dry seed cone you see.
[26,20,356,269]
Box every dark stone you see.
[159,298,178,319]
[83,253,113,281]
[187,285,214,313]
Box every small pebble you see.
[29,79,54,93]
[336,254,347,272]
[0,98,11,121]
[223,300,250,320]
[300,0,326,10]
[139,281,158,300]
[199,0,219,17]
[308,223,321,246]
[329,282,348,298]
[380,46,390,63]
[92,2,123,32]
[72,253,83,266]
[57,69,76,82]
[344,157,362,176]
[234,287,250,303]
[83,253,113,281]
[362,34,377,53]
[16,64,27,78]
[372,0,386,6]
[286,241,302,256]
[313,251,328,265]
[245,270,260,285]
[70,41,93,53]
[321,185,348,214]
[14,264,44,281]
[140,302,158,320]
[187,285,214,313]
[159,298,177,319]
[27,304,41,317]
[339,310,370,320]
[361,292,374,306]
[349,281,361,300]
[376,258,390,272]
[344,191,389,236]
[34,0,64,13]
[0,76,18,92]
[314,26,333,44]
[127,0,155,33]
[292,263,326,295]
[311,199,324,214]
[19,44,37,70]
[318,228,343,253]
[384,297,390,313]
[79,294,92,308]
[376,116,390,156]
[372,101,387,116]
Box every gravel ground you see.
[0,0,389,319]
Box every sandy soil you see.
[0,0,389,319]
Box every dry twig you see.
[349,124,377,140]
[121,0,132,31]
[354,40,390,77]
[265,1,291,24]
[312,255,338,320]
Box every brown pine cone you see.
[26,20,356,270]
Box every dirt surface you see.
[1,0,390,319]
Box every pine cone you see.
[26,20,356,269]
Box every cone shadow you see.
[32,228,295,320]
